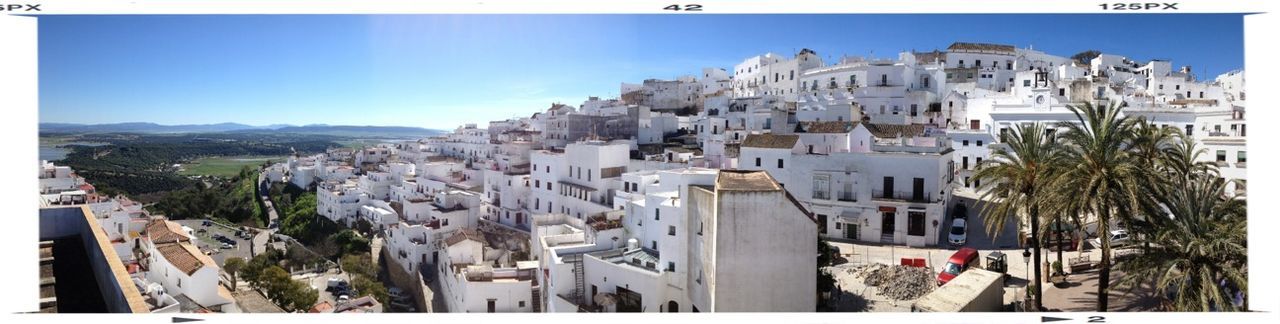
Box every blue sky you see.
[39,14,1244,130]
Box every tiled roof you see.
[741,133,799,149]
[864,123,927,138]
[145,220,190,244]
[914,50,946,64]
[947,42,1016,54]
[154,242,212,275]
[716,170,782,192]
[798,121,856,134]
[444,228,486,247]
[334,296,381,313]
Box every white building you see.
[140,220,235,311]
[739,128,954,247]
[535,168,816,312]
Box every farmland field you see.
[179,156,285,177]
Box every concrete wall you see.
[712,190,816,312]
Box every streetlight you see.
[1022,247,1033,310]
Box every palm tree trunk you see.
[1056,218,1064,271]
[1030,204,1044,310]
[1097,208,1111,312]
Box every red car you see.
[937,247,980,286]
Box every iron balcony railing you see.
[871,189,933,203]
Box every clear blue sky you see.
[39,14,1244,130]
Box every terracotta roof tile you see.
[741,133,799,149]
[864,123,927,138]
[154,242,211,275]
[798,121,856,133]
[947,42,1016,54]
[145,220,190,244]
[444,228,486,247]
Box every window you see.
[755,157,761,167]
[777,159,784,168]
[962,140,969,146]
[655,209,660,221]
[976,141,983,146]
[519,301,526,308]
[813,175,830,200]
[1216,150,1227,162]
[962,157,969,170]
[1237,151,1247,163]
[907,211,926,236]
[1185,125,1194,136]
[652,241,657,249]
[910,104,918,117]
[668,225,676,236]
[1023,80,1032,87]
[667,262,676,272]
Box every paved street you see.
[252,172,280,257]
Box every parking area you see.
[174,219,256,267]
[302,271,353,306]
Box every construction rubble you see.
[847,263,936,300]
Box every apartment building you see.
[534,168,816,312]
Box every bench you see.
[1068,255,1094,273]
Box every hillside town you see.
[38,42,1247,313]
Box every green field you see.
[179,156,285,177]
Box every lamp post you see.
[1022,247,1033,309]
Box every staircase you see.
[880,233,894,243]
[531,287,542,312]
[573,257,586,305]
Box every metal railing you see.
[871,189,933,203]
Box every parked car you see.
[220,242,233,249]
[938,247,980,286]
[948,218,967,246]
[326,278,348,292]
[1089,229,1131,249]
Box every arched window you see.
[667,300,679,313]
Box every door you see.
[844,223,859,240]
[516,213,524,226]
[882,177,894,199]
[616,286,642,312]
[912,178,925,201]
[881,212,895,235]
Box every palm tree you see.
[1050,101,1146,311]
[1115,176,1247,311]
[972,122,1065,310]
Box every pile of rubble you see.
[851,263,935,300]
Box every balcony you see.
[837,192,856,202]
[872,189,934,204]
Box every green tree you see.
[351,275,389,304]
[223,257,246,289]
[816,238,837,310]
[972,122,1065,310]
[340,253,378,278]
[331,229,371,257]
[1049,102,1147,311]
[1115,176,1247,311]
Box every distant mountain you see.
[39,122,444,137]
[39,122,266,133]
